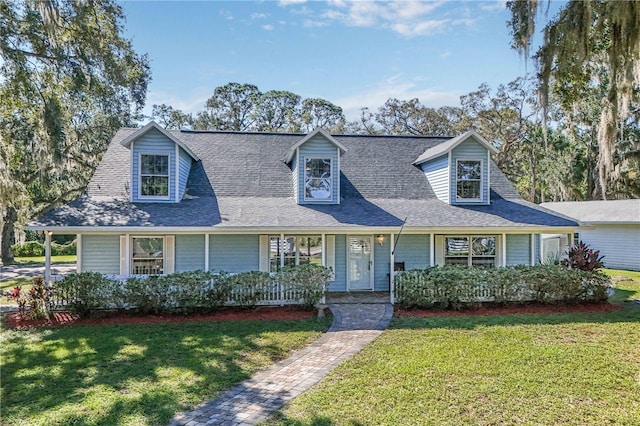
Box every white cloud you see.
[251,12,268,20]
[144,88,212,118]
[219,9,233,21]
[480,1,507,12]
[302,0,473,37]
[262,24,275,31]
[278,0,307,6]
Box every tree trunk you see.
[1,207,17,264]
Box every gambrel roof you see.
[30,128,578,231]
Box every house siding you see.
[131,128,177,203]
[579,225,640,271]
[421,156,449,203]
[506,234,531,266]
[178,147,192,200]
[394,234,431,270]
[81,234,120,274]
[450,138,489,204]
[175,234,205,272]
[297,136,339,204]
[209,234,260,273]
[328,234,347,292]
[291,150,299,203]
[374,235,391,291]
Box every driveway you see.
[0,263,77,282]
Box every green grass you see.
[11,255,77,265]
[267,277,640,426]
[1,316,332,426]
[602,268,640,302]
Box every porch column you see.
[502,233,507,267]
[321,234,326,304]
[76,234,82,272]
[389,233,395,304]
[530,234,536,265]
[44,231,52,285]
[204,234,210,271]
[429,233,435,267]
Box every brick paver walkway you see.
[169,302,394,426]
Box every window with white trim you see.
[456,159,481,201]
[445,236,496,267]
[140,154,169,197]
[131,237,164,274]
[304,158,332,200]
[269,235,322,272]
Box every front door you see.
[348,236,373,291]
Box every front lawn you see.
[1,317,331,426]
[12,255,77,264]
[268,279,640,425]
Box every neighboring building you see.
[28,122,580,299]
[541,200,640,271]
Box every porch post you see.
[44,231,52,285]
[502,233,507,267]
[76,234,82,273]
[321,234,326,304]
[530,234,536,265]
[204,233,210,271]
[389,233,395,304]
[429,233,435,267]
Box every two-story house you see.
[28,122,578,299]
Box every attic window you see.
[456,160,481,201]
[140,154,169,198]
[304,158,332,200]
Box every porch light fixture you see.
[376,234,385,245]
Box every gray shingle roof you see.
[541,200,640,224]
[30,128,578,230]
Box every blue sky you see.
[120,0,547,121]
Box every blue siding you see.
[210,235,260,273]
[506,234,531,266]
[394,234,431,270]
[178,147,192,200]
[131,128,177,203]
[421,156,449,203]
[450,138,490,204]
[175,235,205,272]
[328,234,347,292]
[298,136,340,204]
[81,234,120,274]
[374,235,391,291]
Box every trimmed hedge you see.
[53,265,331,317]
[394,264,610,310]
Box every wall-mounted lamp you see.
[376,234,385,246]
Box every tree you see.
[199,82,261,131]
[0,0,150,263]
[151,104,192,130]
[507,0,640,198]
[252,90,301,132]
[374,98,467,136]
[300,98,345,132]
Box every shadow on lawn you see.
[1,320,328,426]
[391,303,640,331]
[267,412,363,426]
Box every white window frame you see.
[138,153,170,200]
[455,158,483,202]
[130,235,165,275]
[303,157,333,201]
[268,235,323,273]
[444,235,497,267]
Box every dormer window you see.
[456,159,482,201]
[140,154,169,198]
[304,158,332,201]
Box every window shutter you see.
[326,235,336,280]
[435,235,444,266]
[119,235,127,275]
[164,235,175,274]
[259,235,269,272]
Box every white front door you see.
[347,236,374,291]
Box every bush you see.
[12,241,44,257]
[395,264,611,310]
[11,240,77,257]
[4,277,54,319]
[124,275,173,315]
[54,272,120,317]
[278,264,332,310]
